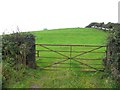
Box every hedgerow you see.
[2,32,36,87]
[105,24,120,84]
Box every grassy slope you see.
[32,28,108,44]
[10,28,118,88]
[34,28,108,71]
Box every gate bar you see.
[36,44,106,47]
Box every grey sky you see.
[118,1,120,23]
[0,0,119,34]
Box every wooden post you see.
[70,46,72,70]
[37,50,40,57]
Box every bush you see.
[105,24,120,84]
[2,32,36,88]
[2,32,36,68]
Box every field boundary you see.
[36,44,107,72]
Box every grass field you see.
[9,28,119,88]
[32,28,108,44]
[33,28,107,71]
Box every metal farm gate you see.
[36,44,107,72]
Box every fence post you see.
[70,46,72,70]
[36,50,40,57]
[26,36,36,69]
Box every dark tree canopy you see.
[86,22,120,31]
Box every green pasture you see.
[32,28,108,71]
[9,28,119,88]
[32,28,108,44]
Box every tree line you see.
[86,22,120,31]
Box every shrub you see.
[2,32,36,88]
[105,24,120,84]
[2,32,36,68]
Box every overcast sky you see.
[0,0,119,34]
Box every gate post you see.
[26,37,36,69]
